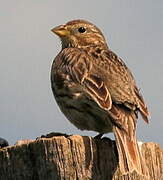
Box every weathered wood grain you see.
[0,135,162,180]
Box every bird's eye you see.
[78,27,86,33]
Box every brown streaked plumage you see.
[51,19,149,176]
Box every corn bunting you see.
[51,19,149,175]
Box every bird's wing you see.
[55,48,149,124]
[54,48,112,111]
[100,50,149,123]
[83,71,112,111]
[79,48,149,124]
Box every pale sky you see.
[1,0,163,146]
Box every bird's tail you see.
[109,105,149,177]
[113,126,147,176]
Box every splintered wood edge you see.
[0,135,162,180]
[0,135,162,153]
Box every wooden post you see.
[0,135,162,180]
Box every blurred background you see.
[1,0,163,146]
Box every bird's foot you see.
[94,133,104,139]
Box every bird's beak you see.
[51,25,70,37]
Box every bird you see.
[50,19,149,176]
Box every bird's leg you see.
[94,133,104,139]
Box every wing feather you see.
[56,47,149,122]
[60,48,113,110]
[84,75,112,110]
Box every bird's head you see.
[51,19,108,49]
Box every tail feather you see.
[109,104,149,176]
[114,126,146,175]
